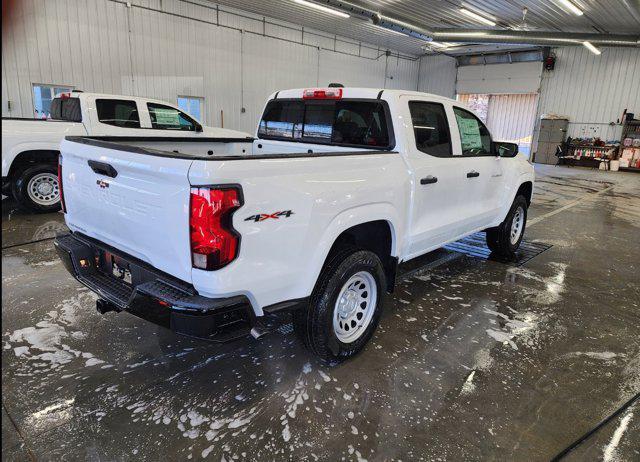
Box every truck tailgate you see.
[60,139,194,283]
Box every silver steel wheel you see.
[510,206,525,245]
[333,271,377,344]
[27,173,60,206]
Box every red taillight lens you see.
[190,187,242,270]
[58,155,66,213]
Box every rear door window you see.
[96,99,140,128]
[50,97,82,122]
[258,99,392,148]
[409,101,452,157]
[147,103,197,131]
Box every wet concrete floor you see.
[2,164,639,461]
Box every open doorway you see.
[458,93,538,159]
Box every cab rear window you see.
[50,97,82,122]
[258,99,393,149]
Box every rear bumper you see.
[54,232,258,342]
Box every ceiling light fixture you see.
[459,8,496,26]
[583,41,601,55]
[557,0,584,16]
[293,0,349,18]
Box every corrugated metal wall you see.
[533,46,640,152]
[1,0,425,133]
[457,62,542,94]
[486,94,538,157]
[417,55,457,99]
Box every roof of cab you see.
[271,87,458,104]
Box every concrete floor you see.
[2,164,639,461]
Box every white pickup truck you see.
[54,87,534,361]
[1,91,250,212]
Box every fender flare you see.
[3,142,62,178]
[302,202,401,296]
[498,172,535,222]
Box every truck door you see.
[402,97,470,258]
[451,106,505,230]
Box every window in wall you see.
[409,101,452,157]
[453,107,492,156]
[96,99,140,128]
[258,99,391,148]
[32,84,73,119]
[147,103,197,131]
[177,96,204,123]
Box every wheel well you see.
[7,150,59,180]
[327,220,397,293]
[517,181,533,206]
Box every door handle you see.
[88,160,118,178]
[466,170,480,178]
[420,175,438,185]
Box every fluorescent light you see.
[459,8,496,26]
[557,0,583,16]
[293,0,349,18]
[429,41,454,48]
[583,41,601,55]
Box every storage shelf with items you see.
[618,120,640,172]
[558,138,618,168]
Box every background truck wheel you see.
[293,247,386,362]
[11,163,61,213]
[486,195,528,259]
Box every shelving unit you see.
[618,120,640,172]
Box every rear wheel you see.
[486,195,528,259]
[12,163,61,213]
[293,247,385,362]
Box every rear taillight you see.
[58,155,66,213]
[190,186,242,270]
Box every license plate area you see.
[99,251,132,285]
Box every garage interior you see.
[2,0,639,460]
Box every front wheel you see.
[486,195,528,259]
[293,248,386,362]
[12,163,61,213]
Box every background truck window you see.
[96,99,141,128]
[258,99,391,148]
[147,103,196,131]
[453,107,492,156]
[409,102,452,157]
[32,84,73,119]
[177,96,204,123]
[50,97,82,122]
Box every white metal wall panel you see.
[385,55,420,91]
[239,33,318,133]
[457,61,543,94]
[2,0,421,132]
[417,55,457,99]
[533,46,640,148]
[318,50,385,89]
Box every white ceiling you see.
[212,0,640,56]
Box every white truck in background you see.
[1,91,251,212]
[54,87,534,361]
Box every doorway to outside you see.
[457,93,538,159]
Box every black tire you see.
[293,247,386,362]
[12,163,61,213]
[486,195,528,259]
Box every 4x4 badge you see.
[245,210,294,222]
[96,179,109,189]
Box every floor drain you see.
[277,323,294,335]
[444,232,552,266]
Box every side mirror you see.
[195,122,203,133]
[494,141,518,158]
